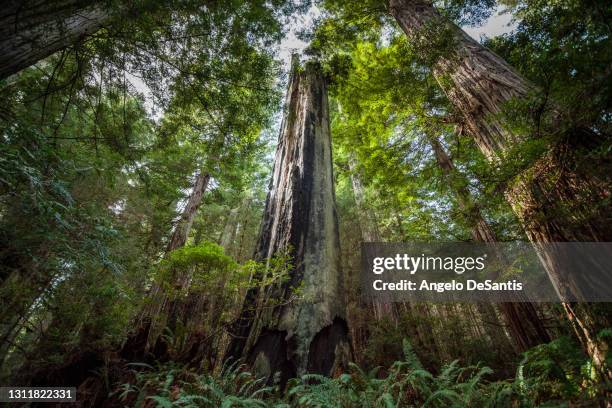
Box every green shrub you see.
[114,338,607,407]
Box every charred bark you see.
[225,59,350,383]
[0,0,111,80]
[390,0,610,375]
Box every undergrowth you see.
[111,338,608,407]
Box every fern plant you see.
[111,337,603,407]
[115,359,278,407]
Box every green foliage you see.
[0,0,290,382]
[115,360,276,407]
[515,336,603,403]
[116,338,605,407]
[163,242,237,277]
[327,34,522,242]
[487,0,611,141]
[0,86,152,377]
[1,0,611,405]
[436,0,497,27]
[240,249,294,289]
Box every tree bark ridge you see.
[390,0,610,375]
[0,0,110,79]
[226,59,350,383]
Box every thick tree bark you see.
[390,0,610,375]
[225,59,350,384]
[121,171,210,361]
[0,0,110,80]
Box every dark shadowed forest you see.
[0,0,611,406]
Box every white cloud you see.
[131,4,516,123]
[278,5,321,68]
[463,7,516,41]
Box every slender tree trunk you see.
[390,0,610,375]
[225,59,350,384]
[121,171,210,361]
[427,134,492,242]
[348,155,381,243]
[186,204,243,369]
[0,0,110,80]
[164,172,210,252]
[219,206,240,252]
[427,133,549,351]
[0,246,55,369]
[234,197,255,263]
[348,154,399,323]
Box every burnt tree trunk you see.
[121,171,210,361]
[225,59,350,384]
[0,0,110,80]
[390,0,610,375]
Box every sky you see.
[146,4,518,205]
[462,7,516,40]
[276,5,517,68]
[134,5,517,120]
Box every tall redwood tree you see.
[389,0,611,375]
[226,58,350,384]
